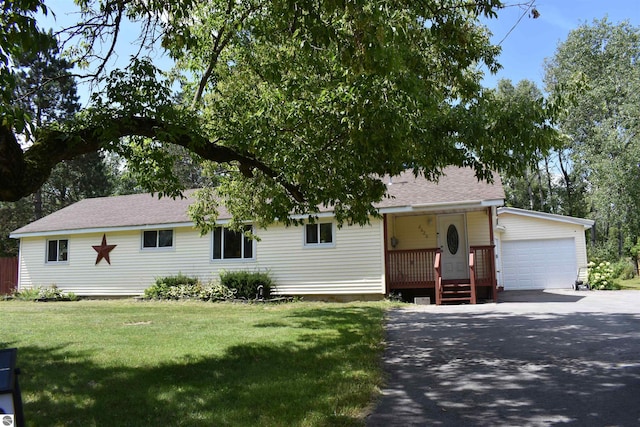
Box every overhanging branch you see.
[0,117,305,203]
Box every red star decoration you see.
[92,234,117,265]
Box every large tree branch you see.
[0,117,305,203]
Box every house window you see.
[47,239,68,262]
[142,229,174,249]
[212,226,253,260]
[305,223,334,246]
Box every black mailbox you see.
[0,348,24,427]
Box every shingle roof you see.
[11,166,504,235]
[379,167,504,209]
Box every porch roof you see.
[377,167,504,213]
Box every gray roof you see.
[11,167,504,236]
[497,207,594,229]
[380,167,504,209]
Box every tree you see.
[1,0,558,230]
[496,79,588,217]
[13,44,114,218]
[0,26,116,255]
[545,19,640,258]
[496,79,552,212]
[0,198,32,256]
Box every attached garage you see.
[496,208,594,290]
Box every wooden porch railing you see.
[386,246,495,304]
[468,252,478,304]
[469,245,497,302]
[386,248,440,290]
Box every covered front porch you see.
[383,208,498,305]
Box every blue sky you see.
[482,0,640,89]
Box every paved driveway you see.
[366,290,640,427]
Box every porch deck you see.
[386,246,497,305]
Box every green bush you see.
[200,282,236,301]
[14,285,77,301]
[219,271,273,299]
[588,261,620,290]
[14,287,40,301]
[144,274,200,300]
[144,274,236,301]
[611,259,635,280]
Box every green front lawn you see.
[0,300,387,426]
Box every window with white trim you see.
[47,239,68,262]
[305,223,333,246]
[142,229,174,249]
[212,225,254,260]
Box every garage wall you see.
[498,213,589,267]
[497,212,590,290]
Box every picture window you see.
[213,225,254,260]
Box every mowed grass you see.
[0,300,387,426]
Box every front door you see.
[438,214,469,280]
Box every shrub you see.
[15,285,77,301]
[611,259,635,280]
[219,271,272,299]
[200,282,236,301]
[588,261,620,290]
[144,274,236,301]
[14,287,40,301]
[144,274,200,300]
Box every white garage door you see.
[502,238,577,290]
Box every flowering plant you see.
[587,261,620,290]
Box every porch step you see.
[440,283,472,304]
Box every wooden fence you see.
[0,257,18,295]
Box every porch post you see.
[383,214,389,295]
[488,207,497,302]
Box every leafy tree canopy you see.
[1,0,558,229]
[545,18,640,254]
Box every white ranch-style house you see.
[10,167,594,304]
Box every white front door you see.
[438,214,469,281]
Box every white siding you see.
[255,220,385,295]
[17,220,385,297]
[466,210,491,247]
[18,228,215,296]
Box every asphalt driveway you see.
[366,290,640,427]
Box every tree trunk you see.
[544,156,554,213]
[34,189,43,220]
[558,151,573,216]
[536,166,545,212]
[525,168,534,210]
